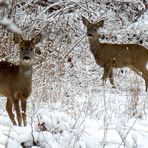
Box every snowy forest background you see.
[1,0,148,147]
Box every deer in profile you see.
[0,33,42,126]
[82,16,148,91]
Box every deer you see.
[82,16,148,91]
[0,33,42,126]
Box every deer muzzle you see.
[23,56,30,62]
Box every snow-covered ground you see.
[0,69,148,148]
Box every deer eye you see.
[30,48,33,51]
[21,47,24,50]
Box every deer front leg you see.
[6,98,17,125]
[102,64,112,85]
[13,99,22,126]
[21,100,27,126]
[109,69,116,88]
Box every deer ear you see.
[82,16,90,26]
[31,33,42,45]
[13,33,23,44]
[35,47,42,55]
[96,20,104,28]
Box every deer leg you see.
[132,65,148,91]
[13,99,22,126]
[140,75,148,92]
[6,98,17,125]
[102,64,112,85]
[141,73,148,92]
[21,100,27,126]
[145,81,148,91]
[109,69,116,88]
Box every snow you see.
[1,108,148,147]
[0,88,148,148]
[0,18,21,34]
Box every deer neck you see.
[19,64,32,80]
[89,35,101,50]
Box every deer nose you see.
[87,33,93,37]
[23,56,30,61]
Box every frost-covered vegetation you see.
[0,0,148,147]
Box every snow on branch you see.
[0,18,21,34]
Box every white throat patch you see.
[24,70,32,78]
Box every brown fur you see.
[0,33,42,126]
[82,16,148,91]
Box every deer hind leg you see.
[140,70,148,92]
[132,65,148,91]
[145,81,148,91]
[6,98,17,125]
[21,100,27,126]
[13,99,22,126]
